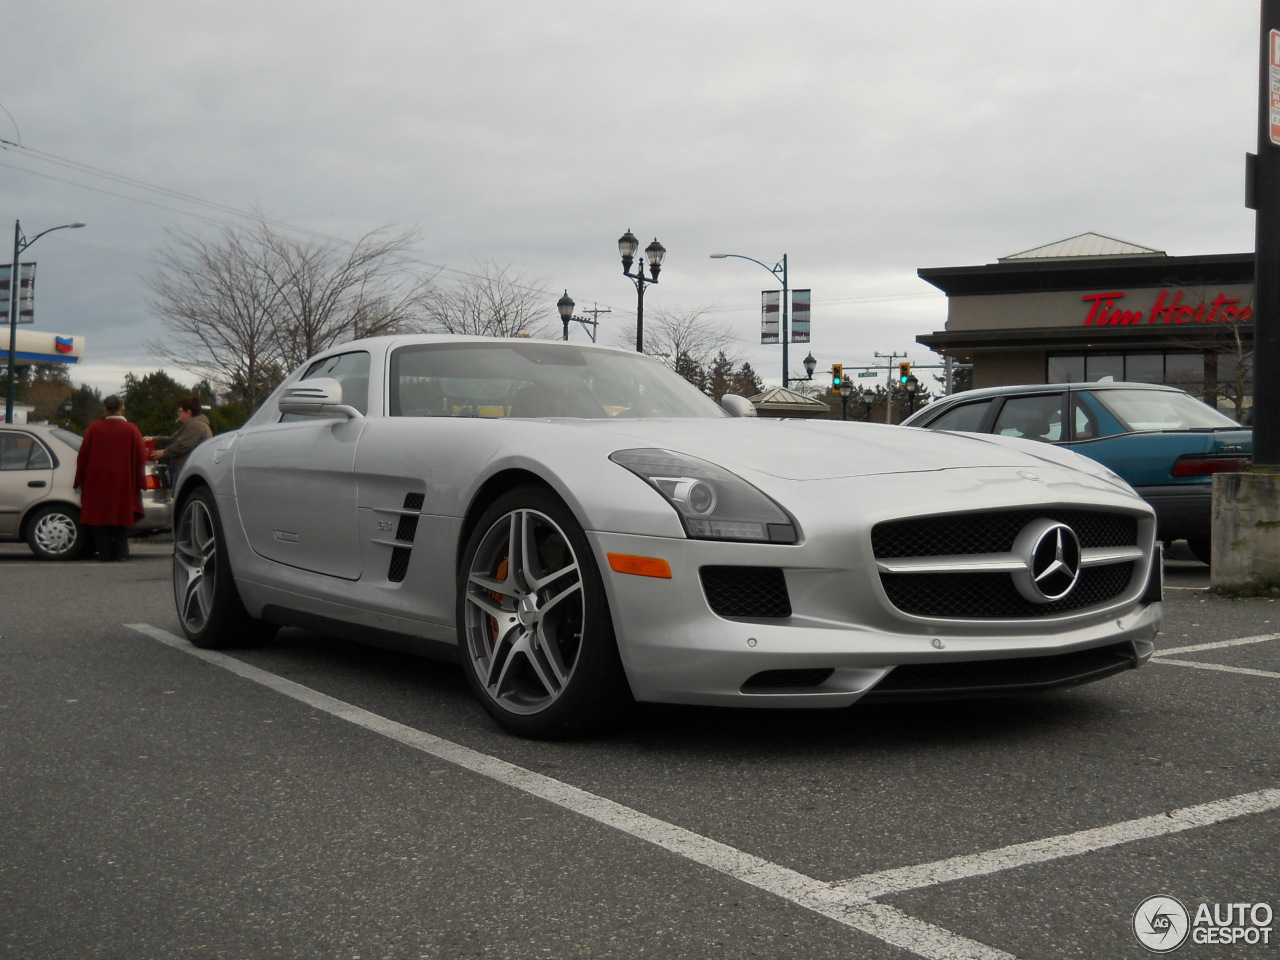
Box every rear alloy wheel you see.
[26,504,85,560]
[458,487,630,738]
[173,488,276,649]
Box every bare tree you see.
[146,217,434,408]
[421,260,554,339]
[260,225,435,368]
[615,307,743,375]
[1151,282,1255,420]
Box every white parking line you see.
[1151,632,1280,678]
[1155,633,1280,656]
[1153,659,1280,680]
[128,623,1279,960]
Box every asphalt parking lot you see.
[1,542,1276,959]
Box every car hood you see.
[568,418,1086,481]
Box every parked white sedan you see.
[0,422,170,560]
[171,336,1163,738]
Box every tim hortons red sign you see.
[1082,290,1253,327]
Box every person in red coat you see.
[74,395,148,562]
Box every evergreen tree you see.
[123,370,191,436]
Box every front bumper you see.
[590,528,1161,708]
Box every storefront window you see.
[1048,350,1208,391]
[1164,353,1204,395]
[1085,354,1124,382]
[1122,353,1164,384]
[1046,355,1084,383]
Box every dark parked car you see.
[901,381,1251,564]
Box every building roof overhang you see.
[918,252,1254,297]
[917,322,1255,355]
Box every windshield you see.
[389,341,727,420]
[1093,388,1242,431]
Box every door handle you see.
[27,480,47,488]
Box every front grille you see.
[872,509,1142,620]
[863,642,1138,699]
[700,566,792,619]
[881,562,1136,618]
[873,510,1137,558]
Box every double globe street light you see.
[6,219,85,423]
[617,230,665,353]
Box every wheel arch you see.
[172,475,212,517]
[457,468,562,569]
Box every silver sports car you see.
[171,336,1163,738]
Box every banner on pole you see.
[791,289,811,343]
[0,262,37,323]
[761,290,779,344]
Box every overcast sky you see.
[0,0,1265,398]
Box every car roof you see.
[930,380,1183,403]
[329,333,644,360]
[1,422,66,433]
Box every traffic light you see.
[898,361,912,384]
[830,363,844,395]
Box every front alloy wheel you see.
[459,487,629,738]
[173,489,275,649]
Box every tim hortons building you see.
[916,233,1254,415]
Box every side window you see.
[924,399,994,433]
[281,351,371,422]
[1071,398,1099,441]
[0,434,51,470]
[992,394,1065,443]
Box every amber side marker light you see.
[607,553,673,579]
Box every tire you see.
[26,504,87,560]
[1186,537,1212,566]
[457,486,632,739]
[172,488,277,649]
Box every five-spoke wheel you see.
[459,486,629,738]
[173,488,275,648]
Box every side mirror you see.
[720,394,757,418]
[277,377,364,419]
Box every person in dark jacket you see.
[74,395,148,562]
[146,396,213,483]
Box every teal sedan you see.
[901,381,1251,564]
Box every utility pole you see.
[582,303,611,328]
[875,351,906,424]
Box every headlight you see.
[610,448,798,543]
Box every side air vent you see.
[387,492,425,583]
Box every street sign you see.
[857,371,877,378]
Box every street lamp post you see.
[6,219,85,423]
[710,251,791,387]
[556,290,600,342]
[839,378,853,420]
[618,230,665,353]
[800,352,817,380]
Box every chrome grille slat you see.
[872,509,1143,619]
